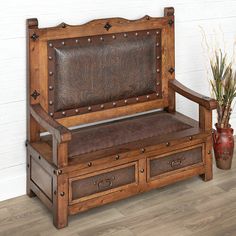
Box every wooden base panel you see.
[30,181,52,210]
[27,137,212,229]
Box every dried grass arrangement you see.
[209,50,236,128]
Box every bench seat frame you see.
[26,7,217,228]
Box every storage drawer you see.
[69,162,138,204]
[147,145,203,180]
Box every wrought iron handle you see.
[212,129,217,143]
[94,176,115,190]
[169,158,184,168]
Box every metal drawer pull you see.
[169,158,185,168]
[94,176,115,190]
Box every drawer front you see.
[70,162,137,203]
[148,146,203,179]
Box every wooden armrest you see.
[30,104,72,143]
[169,79,217,110]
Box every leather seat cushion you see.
[46,111,194,157]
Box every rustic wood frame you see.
[26,7,217,229]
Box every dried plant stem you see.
[221,104,230,128]
[209,50,236,128]
[217,106,222,125]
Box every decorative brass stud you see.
[156,93,159,97]
[136,97,139,102]
[112,35,116,39]
[147,31,150,35]
[157,56,160,59]
[61,41,65,45]
[100,37,104,41]
[141,148,145,153]
[146,95,150,99]
[189,136,192,140]
[62,111,66,116]
[100,104,104,109]
[157,69,160,73]
[88,162,92,167]
[49,71,53,76]
[156,31,159,34]
[49,86,53,90]
[156,82,160,86]
[124,99,128,104]
[113,102,116,107]
[75,39,79,43]
[115,154,120,160]
[75,109,79,113]
[50,113,53,116]
[49,101,53,105]
[60,192,65,197]
[140,169,145,173]
[166,142,170,146]
[88,38,91,42]
[49,43,53,47]
[53,169,62,175]
[25,141,29,147]
[156,43,159,47]
[48,56,52,60]
[168,19,174,26]
[135,32,138,36]
[88,106,92,111]
[124,33,127,37]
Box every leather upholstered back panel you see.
[47,29,162,117]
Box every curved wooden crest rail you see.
[26,7,217,228]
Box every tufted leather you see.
[52,32,157,111]
[42,111,193,157]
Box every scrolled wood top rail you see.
[169,79,217,110]
[30,104,72,143]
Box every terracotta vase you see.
[212,124,234,170]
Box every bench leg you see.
[200,138,213,182]
[53,173,68,229]
[26,153,36,197]
[27,188,36,198]
[200,168,213,182]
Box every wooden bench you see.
[26,7,217,228]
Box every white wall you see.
[0,0,236,201]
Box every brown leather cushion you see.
[50,30,159,112]
[43,111,194,157]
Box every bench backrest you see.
[27,7,175,127]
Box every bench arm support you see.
[30,104,72,143]
[169,79,217,110]
[30,104,72,168]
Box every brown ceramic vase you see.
[212,124,234,170]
